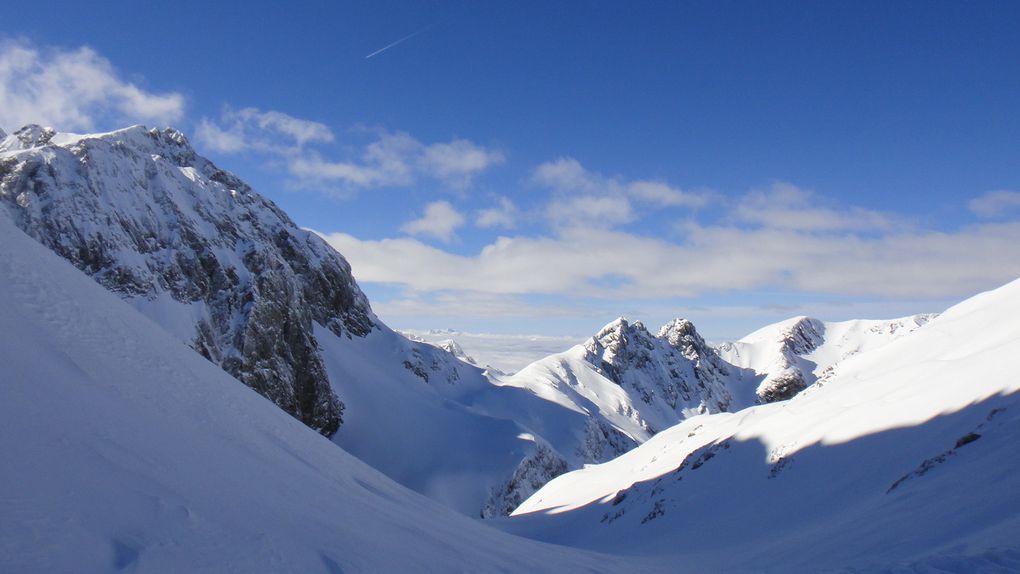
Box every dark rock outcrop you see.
[0,125,375,435]
[582,317,735,421]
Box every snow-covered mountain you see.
[716,314,935,402]
[0,124,586,516]
[0,210,638,573]
[499,318,756,443]
[507,281,1020,572]
[0,124,703,517]
[0,124,374,436]
[4,123,1018,570]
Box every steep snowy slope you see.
[717,314,935,402]
[0,209,643,573]
[508,280,1020,572]
[0,124,666,517]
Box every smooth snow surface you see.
[0,213,636,572]
[508,280,1020,572]
[717,314,935,399]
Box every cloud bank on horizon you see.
[2,38,1018,336]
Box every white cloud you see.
[545,195,635,229]
[194,118,247,153]
[0,40,184,132]
[531,157,707,229]
[195,106,333,154]
[289,130,502,190]
[400,201,466,242]
[733,182,895,232]
[242,108,333,147]
[627,180,708,207]
[476,197,518,229]
[318,218,1020,302]
[418,139,505,189]
[197,111,503,192]
[531,157,601,193]
[290,153,405,188]
[968,190,1020,218]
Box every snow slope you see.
[508,280,1020,572]
[0,124,674,517]
[716,314,934,402]
[0,207,641,573]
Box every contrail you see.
[365,24,434,59]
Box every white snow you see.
[0,125,641,518]
[507,280,1020,572]
[717,314,935,397]
[6,123,1019,572]
[0,207,640,573]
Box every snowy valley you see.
[2,124,1018,572]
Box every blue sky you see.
[3,1,1020,340]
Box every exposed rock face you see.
[779,317,826,356]
[0,125,375,436]
[658,318,736,395]
[582,317,736,431]
[482,441,569,519]
[753,317,824,403]
[577,417,639,463]
[757,370,808,403]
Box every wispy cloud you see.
[400,201,466,242]
[531,157,708,230]
[733,182,897,232]
[545,195,635,229]
[289,131,504,191]
[476,197,518,229]
[197,109,504,193]
[0,39,184,132]
[195,106,333,154]
[968,190,1020,218]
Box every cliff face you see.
[0,124,375,435]
[582,317,738,432]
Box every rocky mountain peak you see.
[780,316,826,355]
[585,318,657,381]
[0,125,376,436]
[3,124,57,151]
[658,318,709,359]
[576,315,737,431]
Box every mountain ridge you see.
[506,279,1020,572]
[1,123,734,517]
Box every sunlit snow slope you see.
[716,314,934,402]
[0,212,639,573]
[507,280,1020,572]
